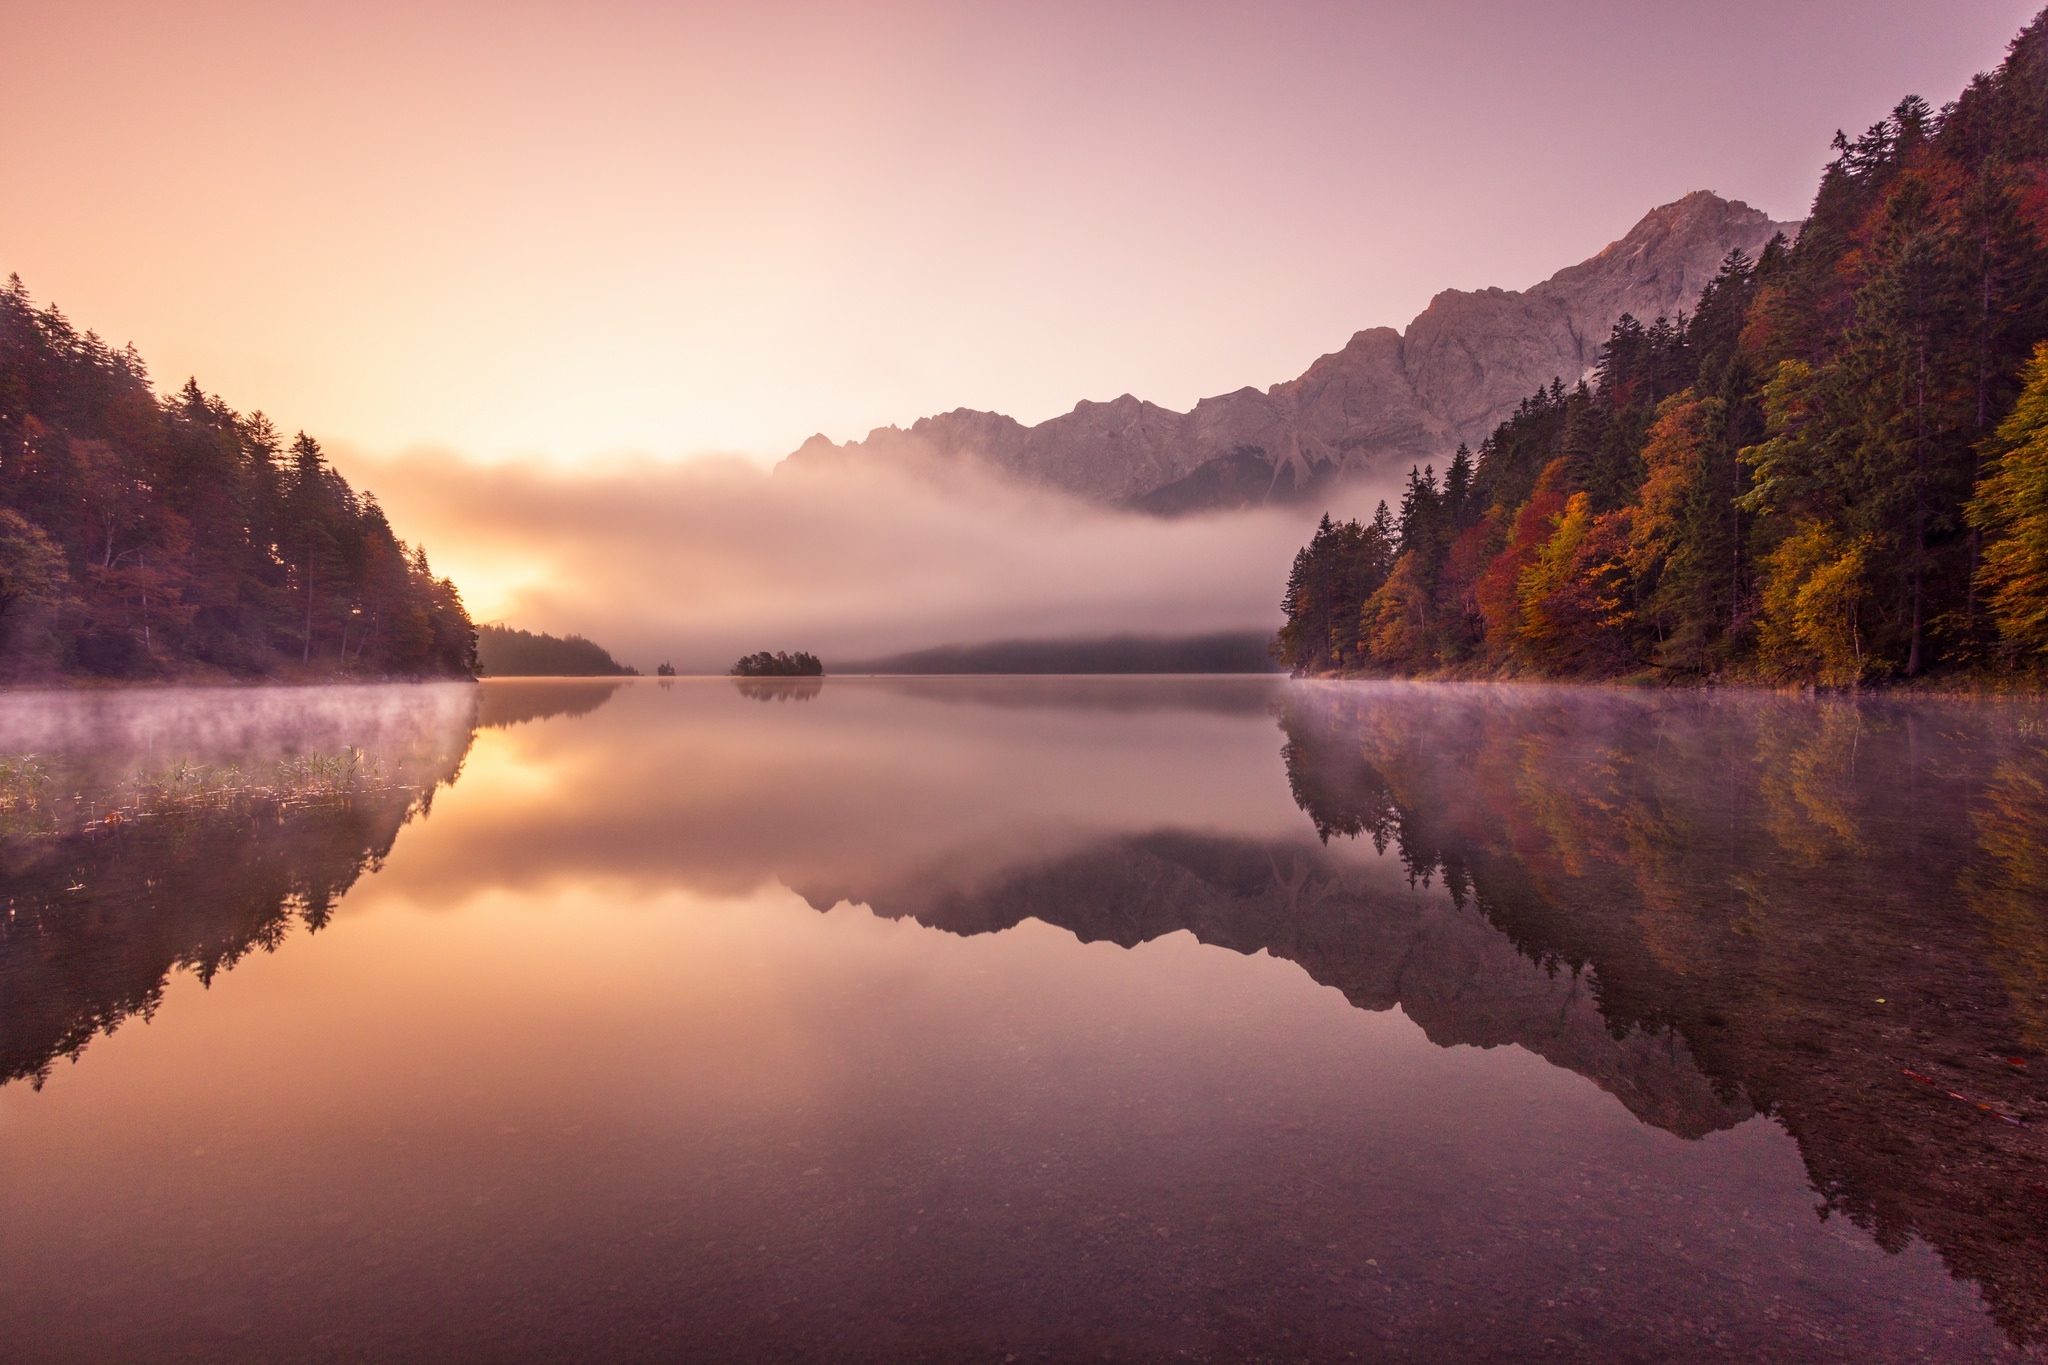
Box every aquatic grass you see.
[21,746,416,838]
[129,759,246,816]
[273,745,382,802]
[0,754,50,809]
[0,754,54,834]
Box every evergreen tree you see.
[1275,510,1396,673]
[0,279,476,680]
[1444,445,1475,528]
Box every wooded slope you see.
[1280,8,2048,684]
[0,281,476,681]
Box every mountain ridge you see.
[785,191,1800,512]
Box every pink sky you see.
[6,1,2037,469]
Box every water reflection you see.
[800,829,1752,1142]
[1271,684,2048,1346]
[0,678,2042,1361]
[733,676,824,702]
[473,678,627,728]
[1,685,474,1089]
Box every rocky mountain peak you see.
[784,192,1799,513]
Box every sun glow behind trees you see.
[0,279,477,680]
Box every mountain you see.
[783,192,1798,513]
[1274,13,2048,683]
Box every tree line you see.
[0,277,476,680]
[1279,8,2048,685]
[476,624,635,677]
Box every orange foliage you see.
[1521,497,1637,671]
[1628,393,1703,582]
[1440,520,1495,627]
[1363,551,1433,667]
[1475,459,1569,658]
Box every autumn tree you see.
[1968,341,2048,656]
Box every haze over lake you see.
[2,679,2040,1362]
[13,5,2048,1362]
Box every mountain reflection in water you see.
[0,677,2042,1363]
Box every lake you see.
[1,677,2043,1362]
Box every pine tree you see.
[1444,446,1475,528]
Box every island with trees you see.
[729,650,824,677]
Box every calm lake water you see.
[2,676,2044,1363]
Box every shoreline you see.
[3,669,2045,701]
[1286,666,2048,700]
[0,672,480,693]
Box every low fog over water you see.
[338,446,1402,670]
[0,684,478,796]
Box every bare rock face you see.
[784,192,1798,512]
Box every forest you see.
[476,624,635,677]
[0,278,476,681]
[1279,9,2048,686]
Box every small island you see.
[729,650,823,678]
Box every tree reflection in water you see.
[0,679,649,1092]
[732,676,824,702]
[1269,686,2047,1348]
[1,678,2043,1352]
[803,684,2048,1346]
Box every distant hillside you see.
[838,632,1282,675]
[785,192,1798,513]
[476,624,636,677]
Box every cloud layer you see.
[338,448,1398,673]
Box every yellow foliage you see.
[1628,392,1705,578]
[1517,492,1592,651]
[1967,340,2048,655]
[1737,360,1821,518]
[1364,551,1431,666]
[1757,520,1875,685]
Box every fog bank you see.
[335,447,1396,673]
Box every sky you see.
[6,0,2041,653]
[6,0,2037,465]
